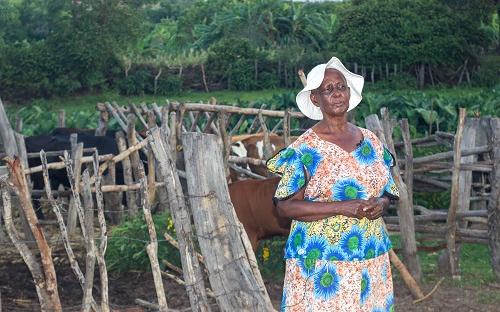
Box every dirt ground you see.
[2,243,500,312]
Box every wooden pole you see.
[92,153,109,312]
[148,128,210,312]
[0,98,19,157]
[127,114,142,184]
[40,151,101,312]
[67,136,83,237]
[365,113,423,288]
[139,174,168,312]
[81,170,97,312]
[95,107,109,136]
[115,131,137,215]
[446,108,466,279]
[14,133,35,242]
[58,109,66,128]
[4,157,62,312]
[63,151,88,241]
[487,117,500,281]
[162,101,305,118]
[15,115,22,133]
[147,113,156,203]
[182,132,275,311]
[380,108,422,282]
[400,118,414,217]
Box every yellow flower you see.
[262,247,270,262]
[167,217,174,231]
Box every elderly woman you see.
[266,57,399,311]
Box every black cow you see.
[25,130,130,220]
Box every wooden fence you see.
[1,95,499,310]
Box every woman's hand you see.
[360,197,389,220]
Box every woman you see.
[267,56,399,311]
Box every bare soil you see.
[1,242,499,311]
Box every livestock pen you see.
[0,96,499,311]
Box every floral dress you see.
[266,126,399,312]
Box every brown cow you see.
[228,177,291,251]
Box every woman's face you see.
[310,69,350,117]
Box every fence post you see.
[58,109,65,128]
[488,117,500,281]
[446,108,466,279]
[182,132,275,311]
[148,128,210,312]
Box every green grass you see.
[390,234,497,289]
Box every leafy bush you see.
[472,55,500,87]
[155,74,183,95]
[206,38,259,90]
[105,212,180,273]
[117,69,152,96]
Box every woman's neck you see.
[316,115,350,133]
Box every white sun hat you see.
[296,56,365,120]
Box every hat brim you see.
[296,57,364,120]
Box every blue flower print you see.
[339,225,366,260]
[323,245,347,261]
[364,236,378,260]
[332,178,368,201]
[279,148,299,166]
[382,146,394,168]
[354,139,377,166]
[288,167,306,193]
[297,144,323,175]
[298,235,327,277]
[313,262,340,300]
[285,223,307,258]
[385,294,394,312]
[360,268,372,304]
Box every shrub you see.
[117,68,152,96]
[105,212,180,273]
[155,74,183,95]
[206,38,258,90]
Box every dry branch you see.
[4,157,62,311]
[0,187,58,312]
[139,175,168,312]
[40,151,101,312]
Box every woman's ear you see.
[310,92,319,107]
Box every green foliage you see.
[336,0,482,68]
[0,0,144,100]
[256,237,286,280]
[206,38,259,90]
[156,75,183,95]
[117,69,152,96]
[12,103,99,136]
[105,212,179,273]
[473,55,500,87]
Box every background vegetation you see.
[0,0,498,100]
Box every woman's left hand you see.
[361,197,389,220]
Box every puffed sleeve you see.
[381,144,400,200]
[266,147,307,201]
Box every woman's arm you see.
[275,187,370,222]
